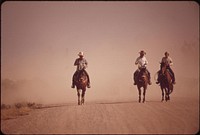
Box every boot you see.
[71,81,75,88]
[71,84,75,88]
[172,80,176,84]
[156,79,160,84]
[87,83,91,88]
[148,78,152,85]
[149,80,152,85]
[172,76,176,84]
[156,72,161,84]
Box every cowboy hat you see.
[78,52,84,56]
[139,50,146,54]
[165,52,169,55]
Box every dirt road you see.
[1,98,199,134]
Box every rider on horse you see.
[156,52,176,84]
[133,50,152,85]
[71,52,91,88]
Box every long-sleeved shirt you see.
[135,56,148,69]
[74,58,88,71]
[161,56,173,66]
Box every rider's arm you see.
[144,57,148,65]
[161,57,164,63]
[135,57,139,65]
[84,59,88,69]
[74,59,79,66]
[85,59,88,66]
[169,57,173,66]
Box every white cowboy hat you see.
[78,52,84,56]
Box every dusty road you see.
[1,98,199,134]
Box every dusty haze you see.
[1,1,199,105]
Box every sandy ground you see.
[1,97,199,134]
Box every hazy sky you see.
[1,1,199,104]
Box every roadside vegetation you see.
[1,102,43,120]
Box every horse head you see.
[160,62,173,88]
[138,67,148,84]
[78,70,88,87]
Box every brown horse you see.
[135,67,149,103]
[159,62,173,102]
[74,70,88,105]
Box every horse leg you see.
[164,88,169,102]
[143,88,146,103]
[167,88,170,101]
[77,89,81,105]
[138,88,141,103]
[81,89,86,105]
[161,88,164,102]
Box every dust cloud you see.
[1,1,199,105]
[1,41,199,105]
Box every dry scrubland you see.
[1,102,43,120]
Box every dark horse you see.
[159,62,174,102]
[74,70,88,105]
[135,66,149,103]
